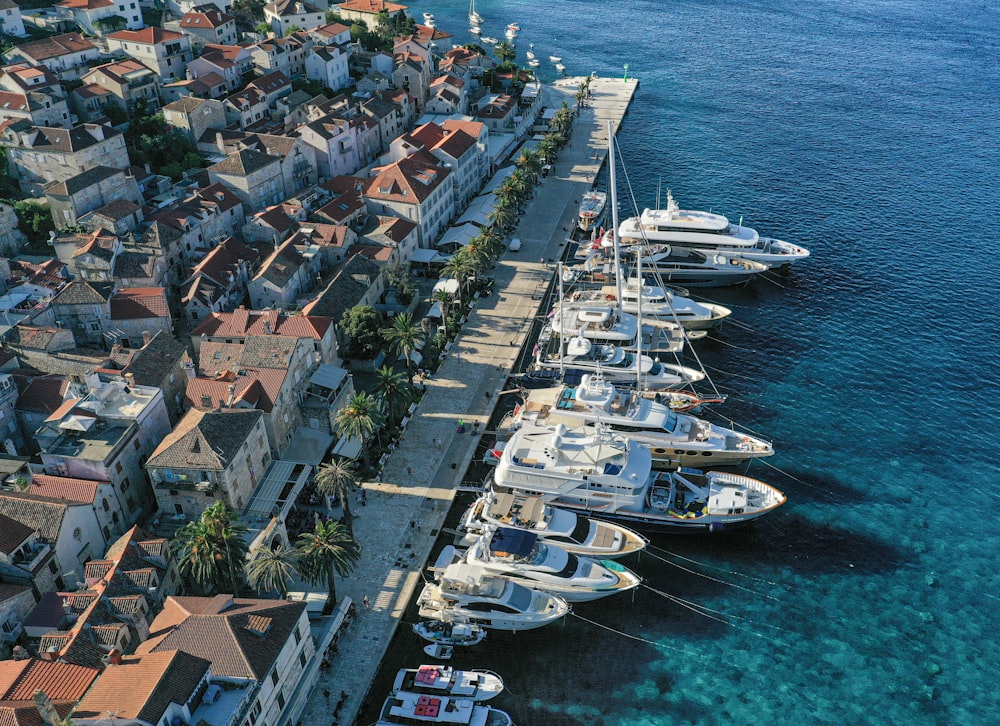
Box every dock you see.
[301,75,640,726]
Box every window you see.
[270,670,279,686]
[126,496,135,510]
[103,498,110,511]
[115,462,123,474]
[276,692,285,709]
[298,651,307,668]
[49,561,58,573]
[293,627,301,644]
[103,525,111,539]
[133,438,141,450]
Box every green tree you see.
[296,519,361,615]
[516,147,543,184]
[441,254,474,305]
[431,288,454,338]
[334,391,386,467]
[372,365,413,423]
[340,305,384,359]
[381,312,425,382]
[286,24,301,36]
[245,544,300,597]
[234,0,267,21]
[12,201,53,246]
[173,502,249,595]
[314,459,359,532]
[255,21,271,35]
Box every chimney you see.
[142,330,152,346]
[107,648,123,665]
[124,372,136,387]
[225,383,236,407]
[263,319,273,335]
[32,691,64,726]
[183,356,196,378]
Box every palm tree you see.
[334,391,386,468]
[486,203,516,234]
[173,502,250,595]
[516,147,544,184]
[538,135,560,165]
[478,227,506,259]
[314,458,359,531]
[431,288,454,337]
[245,544,300,597]
[441,254,474,304]
[297,519,361,614]
[373,365,413,423]
[494,40,516,64]
[508,169,533,202]
[381,312,425,382]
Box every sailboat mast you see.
[608,121,623,304]
[636,251,643,392]
[557,261,565,377]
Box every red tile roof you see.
[108,27,186,44]
[0,658,99,702]
[110,287,169,320]
[191,308,332,341]
[27,475,102,504]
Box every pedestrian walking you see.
[362,595,369,609]
[407,466,413,476]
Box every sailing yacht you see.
[493,421,787,533]
[468,0,483,26]
[618,191,811,267]
[502,373,773,468]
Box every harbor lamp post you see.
[623,63,629,83]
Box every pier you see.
[301,75,639,726]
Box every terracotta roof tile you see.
[26,475,102,504]
[146,409,263,470]
[109,287,170,321]
[107,27,185,44]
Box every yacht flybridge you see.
[493,421,786,532]
[618,191,811,267]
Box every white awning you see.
[433,278,460,295]
[332,436,363,460]
[59,415,96,432]
[398,350,423,365]
[456,196,495,227]
[410,248,443,264]
[436,223,480,250]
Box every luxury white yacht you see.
[570,279,731,330]
[393,665,504,702]
[456,489,647,559]
[493,421,786,532]
[377,690,512,726]
[503,374,773,468]
[549,303,685,354]
[618,191,811,266]
[617,243,768,287]
[417,563,569,630]
[438,530,641,603]
[534,334,705,390]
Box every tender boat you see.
[423,12,435,26]
[414,621,486,648]
[549,55,562,63]
[502,373,773,468]
[377,691,512,726]
[481,36,498,44]
[534,333,705,391]
[506,22,520,32]
[439,530,641,602]
[526,44,535,60]
[618,191,811,266]
[393,665,504,702]
[493,421,787,533]
[418,563,569,630]
[578,190,607,232]
[528,58,540,67]
[457,489,647,559]
[555,62,566,72]
[469,25,482,35]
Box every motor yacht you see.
[618,242,768,287]
[413,621,486,648]
[618,191,811,266]
[578,190,607,232]
[549,303,685,354]
[503,373,773,468]
[377,690,512,726]
[418,563,569,630]
[493,421,786,533]
[439,530,641,603]
[534,333,704,390]
[393,665,504,702]
[570,278,731,330]
[457,489,647,559]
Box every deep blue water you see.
[381,0,1000,722]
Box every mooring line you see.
[569,612,706,658]
[639,547,780,601]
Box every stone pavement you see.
[298,75,640,726]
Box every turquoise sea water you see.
[364,1,1000,723]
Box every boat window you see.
[665,411,678,429]
[506,586,532,612]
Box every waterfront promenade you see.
[302,75,639,726]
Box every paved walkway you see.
[300,75,640,726]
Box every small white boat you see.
[413,621,486,648]
[506,22,520,32]
[423,12,435,26]
[526,50,535,60]
[418,563,570,631]
[481,36,498,44]
[377,691,512,726]
[469,25,482,35]
[528,58,540,67]
[423,643,453,660]
[505,28,517,40]
[457,489,648,559]
[555,62,566,72]
[578,190,607,232]
[393,665,504,702]
[549,55,562,63]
